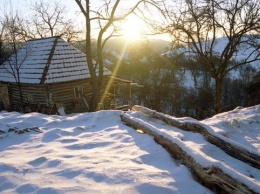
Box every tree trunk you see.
[17,81,24,112]
[215,77,223,113]
[84,0,100,112]
[89,77,101,112]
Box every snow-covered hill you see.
[162,36,260,90]
[163,36,260,70]
[0,105,259,193]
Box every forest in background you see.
[88,38,260,119]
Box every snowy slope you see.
[202,105,260,153]
[124,106,260,193]
[163,36,260,70]
[0,105,259,193]
[0,111,212,194]
[162,36,260,88]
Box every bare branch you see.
[29,0,80,41]
[157,0,260,113]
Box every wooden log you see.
[120,113,258,194]
[132,105,260,169]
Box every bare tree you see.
[74,0,152,111]
[29,0,81,42]
[1,12,31,111]
[0,16,7,65]
[159,0,260,113]
[0,10,29,62]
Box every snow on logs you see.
[120,109,260,194]
[131,105,260,169]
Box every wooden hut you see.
[0,36,132,114]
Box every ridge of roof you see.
[40,37,59,84]
[27,36,61,42]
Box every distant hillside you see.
[163,36,260,71]
[103,38,171,54]
[73,38,171,55]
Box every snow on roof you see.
[110,50,130,61]
[0,37,111,84]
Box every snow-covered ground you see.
[0,105,259,193]
[202,106,260,153]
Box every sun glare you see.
[121,16,143,40]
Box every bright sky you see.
[1,0,171,41]
[1,0,81,19]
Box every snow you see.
[202,106,260,153]
[163,36,260,80]
[161,37,260,90]
[0,37,111,84]
[0,105,260,193]
[124,110,260,192]
[110,51,130,61]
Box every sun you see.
[121,16,143,40]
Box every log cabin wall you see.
[1,76,132,113]
[0,84,4,107]
[49,79,92,113]
[0,86,2,107]
[6,79,93,113]
[8,83,48,110]
[0,83,11,110]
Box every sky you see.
[1,0,83,22]
[1,0,171,41]
[0,105,259,193]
